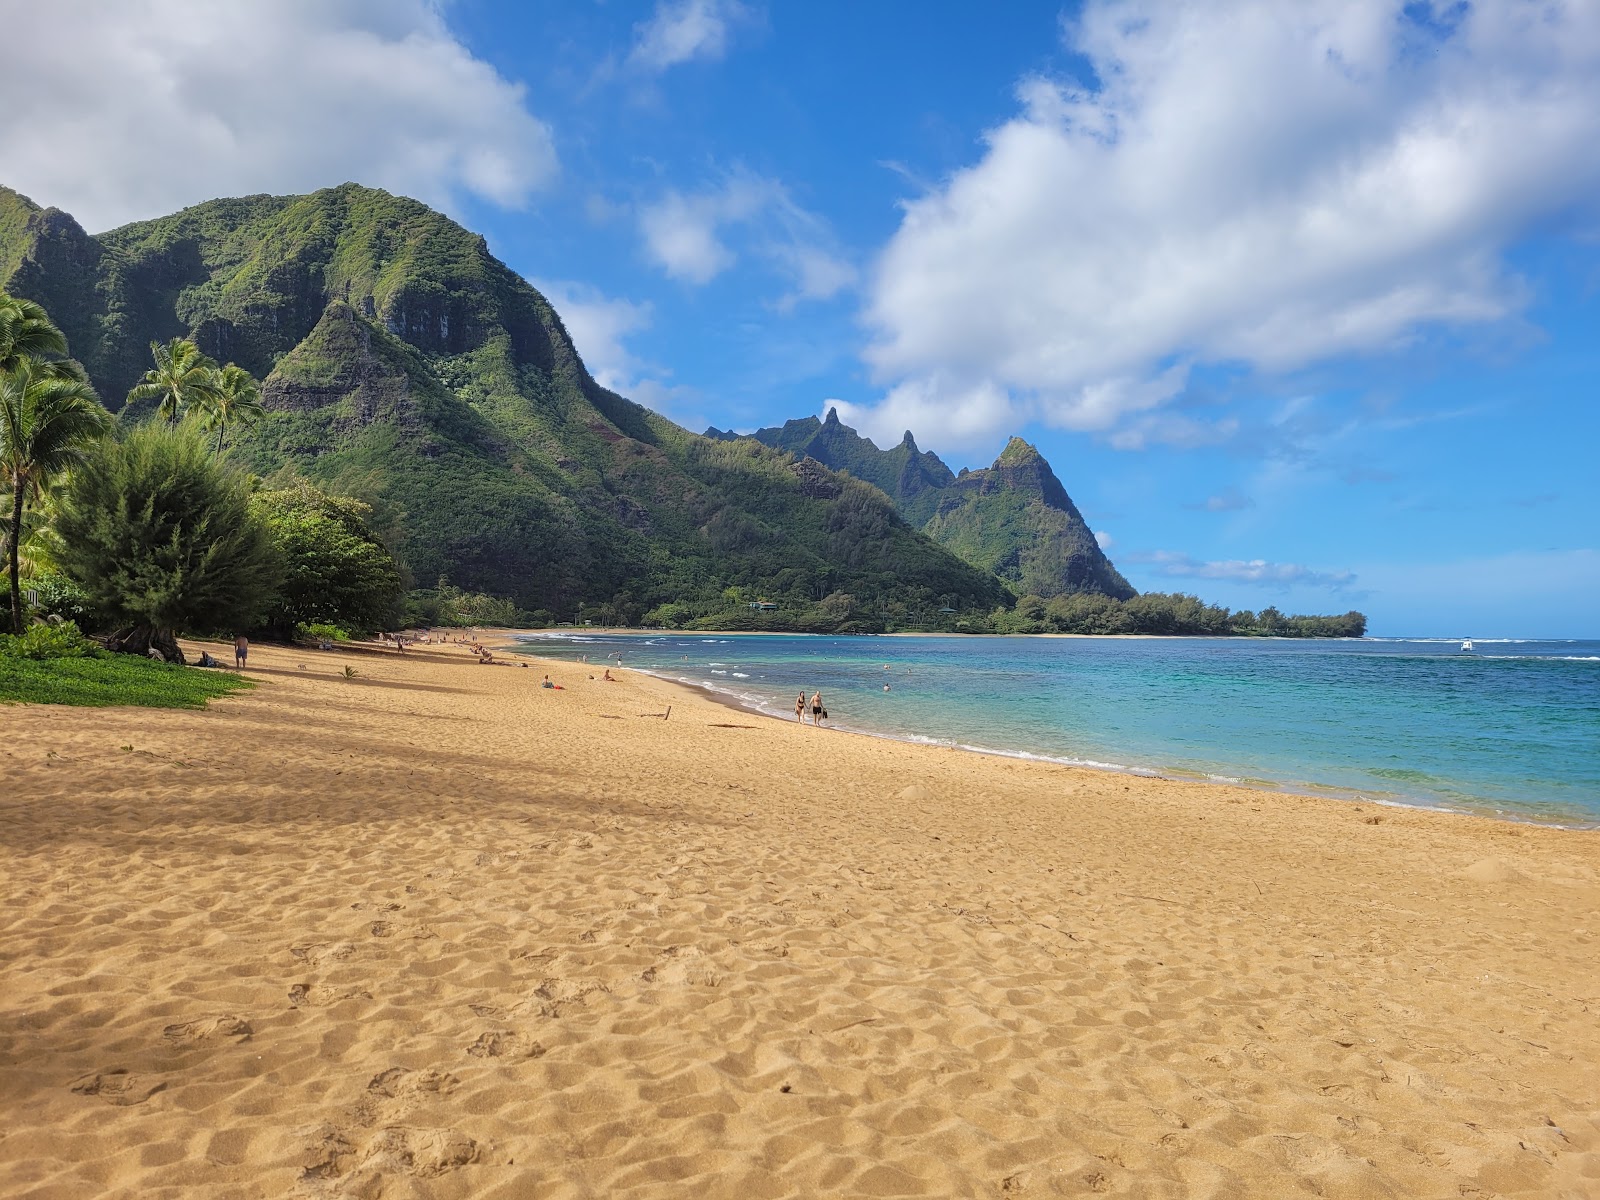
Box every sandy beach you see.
[2,637,1597,1199]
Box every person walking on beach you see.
[810,691,824,726]
[794,692,806,722]
[233,634,248,670]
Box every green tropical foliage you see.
[0,290,69,370]
[52,422,279,661]
[249,481,403,636]
[984,592,1367,638]
[200,362,263,456]
[0,618,96,659]
[126,337,221,423]
[1,349,112,632]
[0,650,254,708]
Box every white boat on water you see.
[1460,638,1474,652]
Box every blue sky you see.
[3,1,1597,635]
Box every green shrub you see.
[297,621,350,643]
[0,619,96,660]
[52,423,281,660]
[23,573,98,627]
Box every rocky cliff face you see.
[738,411,1134,600]
[0,182,1009,617]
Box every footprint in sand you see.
[357,1125,479,1178]
[70,1069,166,1106]
[466,1030,545,1060]
[367,1067,460,1101]
[369,920,435,940]
[295,1121,355,1182]
[162,1015,253,1044]
[290,941,357,965]
[288,983,373,1008]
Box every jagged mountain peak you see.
[995,436,1042,465]
[743,411,1133,600]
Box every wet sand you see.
[2,637,1597,1198]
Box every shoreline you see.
[503,635,1599,832]
[4,638,1598,1197]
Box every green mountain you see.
[0,182,1010,622]
[719,408,1135,600]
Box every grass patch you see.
[0,654,256,708]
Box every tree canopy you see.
[250,481,403,636]
[53,422,279,660]
[1,292,110,632]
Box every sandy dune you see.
[1,637,1597,1198]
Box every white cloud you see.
[1129,551,1357,590]
[639,170,855,303]
[628,0,748,73]
[532,280,653,394]
[1093,530,1114,550]
[0,0,557,231]
[534,278,710,430]
[856,0,1600,447]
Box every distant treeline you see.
[617,588,1366,638]
[989,592,1367,638]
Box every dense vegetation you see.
[984,593,1367,637]
[249,480,403,637]
[53,422,280,659]
[735,412,1134,600]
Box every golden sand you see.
[1,637,1597,1198]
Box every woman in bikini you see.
[794,692,806,722]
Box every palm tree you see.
[1,357,110,633]
[0,291,68,371]
[127,337,220,424]
[198,363,263,457]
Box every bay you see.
[514,632,1600,827]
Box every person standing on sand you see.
[810,691,823,726]
[233,635,248,670]
[794,692,806,721]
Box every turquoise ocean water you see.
[513,633,1600,827]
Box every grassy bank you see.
[0,654,255,708]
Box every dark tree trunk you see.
[106,625,186,664]
[8,485,23,635]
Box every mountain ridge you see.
[0,182,1011,625]
[715,409,1135,600]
